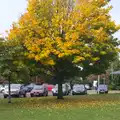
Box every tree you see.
[108,55,120,89]
[8,0,119,99]
[0,38,31,103]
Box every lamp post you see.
[8,75,11,103]
[97,75,100,94]
[111,63,114,81]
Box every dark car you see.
[19,83,35,97]
[97,84,108,94]
[72,84,87,95]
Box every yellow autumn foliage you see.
[8,0,119,66]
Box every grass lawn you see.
[0,94,120,120]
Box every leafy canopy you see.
[0,38,30,83]
[8,0,119,75]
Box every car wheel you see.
[44,92,47,96]
[64,93,67,96]
[23,94,26,97]
[65,92,68,96]
[31,94,34,97]
[16,95,19,98]
[46,92,48,96]
[19,94,22,98]
[19,94,23,98]
[105,91,108,94]
[38,94,41,97]
[4,95,7,98]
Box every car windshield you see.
[33,85,43,90]
[73,85,84,89]
[55,84,67,89]
[98,85,107,89]
[27,83,35,87]
[5,84,21,89]
[11,85,21,89]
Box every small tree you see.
[0,38,30,102]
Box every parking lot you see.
[1,90,120,99]
[0,93,3,98]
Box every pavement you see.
[108,90,120,94]
[0,90,120,99]
[0,93,4,98]
[87,90,120,94]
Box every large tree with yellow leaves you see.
[8,0,119,99]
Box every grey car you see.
[72,84,87,95]
[3,84,22,98]
[97,84,108,94]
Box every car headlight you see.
[73,90,76,92]
[53,90,56,93]
[40,90,44,93]
[52,89,56,93]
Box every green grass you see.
[0,94,120,120]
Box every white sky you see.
[109,0,120,39]
[0,0,120,39]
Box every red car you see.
[47,84,55,91]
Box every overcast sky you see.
[0,0,120,38]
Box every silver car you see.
[0,85,4,93]
[72,84,87,95]
[0,84,8,93]
[3,84,22,98]
[97,84,108,94]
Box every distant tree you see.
[108,55,120,89]
[110,55,120,72]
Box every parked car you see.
[19,84,34,97]
[97,84,108,94]
[47,84,55,91]
[30,85,48,97]
[85,84,91,90]
[0,85,4,93]
[72,84,87,95]
[0,84,8,93]
[52,84,70,96]
[3,84,22,98]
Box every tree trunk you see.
[57,75,63,99]
[70,80,73,90]
[8,76,11,103]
